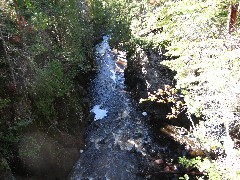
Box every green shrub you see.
[127,0,240,179]
[0,119,32,156]
[179,156,240,180]
[32,61,72,118]
[0,98,10,110]
[87,0,133,48]
[151,0,240,179]
[139,85,185,119]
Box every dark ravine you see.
[68,36,190,179]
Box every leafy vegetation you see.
[139,85,186,119]
[32,61,72,118]
[87,0,133,48]
[1,0,240,178]
[0,119,32,157]
[0,98,10,110]
[178,156,240,180]
[129,0,240,179]
[0,0,95,169]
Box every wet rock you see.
[17,131,81,179]
[164,166,170,172]
[69,148,143,180]
[16,132,79,179]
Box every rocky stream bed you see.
[68,36,201,179]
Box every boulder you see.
[125,47,175,100]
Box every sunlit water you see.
[68,36,158,179]
[68,35,240,179]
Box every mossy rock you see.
[17,131,82,179]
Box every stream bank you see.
[124,46,205,163]
[4,73,91,180]
[69,36,195,179]
[0,0,94,178]
[0,36,92,179]
[125,46,193,127]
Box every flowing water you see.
[69,36,180,179]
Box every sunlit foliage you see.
[87,0,133,48]
[140,85,185,119]
[0,0,94,160]
[124,0,240,179]
[142,0,240,179]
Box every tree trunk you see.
[227,3,239,34]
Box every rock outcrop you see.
[125,47,175,100]
[125,47,184,124]
[125,46,193,145]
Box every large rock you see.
[125,47,191,128]
[125,47,174,119]
[13,88,90,179]
[125,47,175,100]
[16,131,81,179]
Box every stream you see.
[68,36,183,179]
